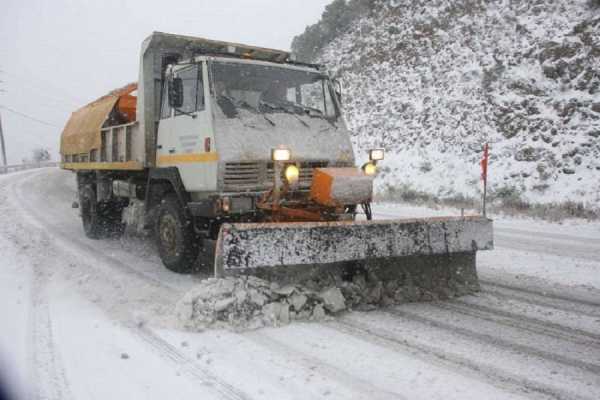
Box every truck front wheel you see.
[155,195,199,273]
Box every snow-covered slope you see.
[307,0,600,207]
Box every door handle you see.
[168,148,176,154]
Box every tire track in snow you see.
[493,233,600,262]
[383,308,600,376]
[28,265,74,400]
[11,167,206,291]
[329,318,591,400]
[493,227,600,246]
[130,326,253,400]
[7,169,176,291]
[0,175,74,400]
[480,281,600,319]
[7,169,181,323]
[432,300,600,348]
[30,305,73,400]
[3,170,253,400]
[481,280,600,308]
[245,331,404,400]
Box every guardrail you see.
[0,161,60,175]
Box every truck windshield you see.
[210,61,338,121]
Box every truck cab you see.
[156,56,355,205]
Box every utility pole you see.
[0,111,6,171]
[0,72,6,171]
[0,75,6,171]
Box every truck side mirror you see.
[168,77,184,108]
[332,79,342,104]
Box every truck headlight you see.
[369,149,385,161]
[271,148,291,161]
[221,196,231,213]
[362,162,377,176]
[284,164,300,185]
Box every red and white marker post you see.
[480,143,489,217]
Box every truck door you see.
[156,62,216,192]
[156,78,175,162]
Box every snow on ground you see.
[0,232,33,400]
[0,168,599,400]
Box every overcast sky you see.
[0,0,331,164]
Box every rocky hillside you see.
[293,0,600,208]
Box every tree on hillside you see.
[321,0,352,37]
[291,0,377,62]
[32,147,51,162]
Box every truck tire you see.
[80,186,124,239]
[155,195,199,273]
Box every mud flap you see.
[214,216,493,282]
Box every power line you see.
[0,74,80,108]
[0,105,61,128]
[0,69,85,105]
[0,68,76,112]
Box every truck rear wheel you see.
[155,195,199,273]
[80,186,124,239]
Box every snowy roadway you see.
[1,168,599,400]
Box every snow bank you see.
[176,276,338,330]
[176,265,477,331]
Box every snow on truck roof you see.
[147,31,318,68]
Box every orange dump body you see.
[116,93,137,122]
[60,83,137,157]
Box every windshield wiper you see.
[259,100,311,128]
[292,103,338,128]
[291,112,309,128]
[234,99,258,113]
[174,108,197,119]
[234,100,275,126]
[259,100,288,112]
[262,114,275,126]
[293,103,325,118]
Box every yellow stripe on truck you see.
[61,161,144,171]
[157,152,219,165]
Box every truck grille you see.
[222,160,330,191]
[223,162,261,188]
[266,161,329,188]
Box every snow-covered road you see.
[1,168,599,400]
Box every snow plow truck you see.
[60,32,493,296]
